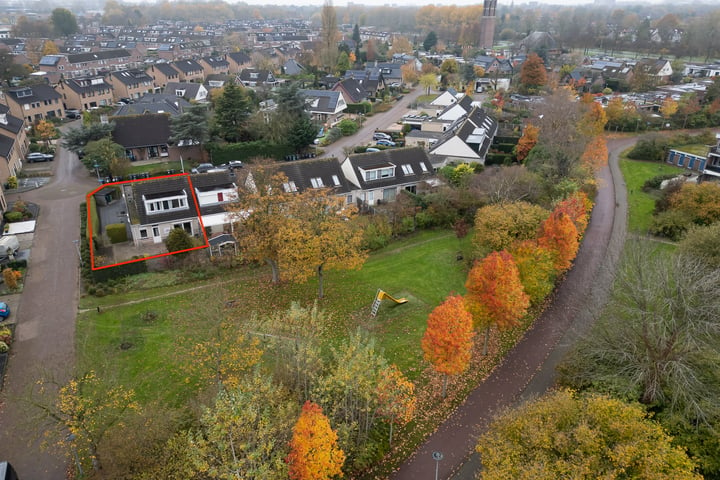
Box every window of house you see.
[283,181,298,192]
[383,188,396,202]
[363,166,394,181]
[419,162,428,173]
[140,228,148,238]
[401,164,414,175]
[332,175,341,186]
[310,177,324,188]
[346,194,353,204]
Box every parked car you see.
[0,302,10,319]
[65,109,81,119]
[376,139,396,147]
[373,132,392,141]
[227,160,243,169]
[191,163,215,174]
[26,152,54,163]
[365,147,381,152]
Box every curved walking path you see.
[391,136,635,480]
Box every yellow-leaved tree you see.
[287,400,345,480]
[477,390,701,480]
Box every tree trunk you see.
[482,326,490,355]
[266,258,280,284]
[317,264,324,299]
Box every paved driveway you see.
[0,132,97,478]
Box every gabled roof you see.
[67,48,131,64]
[237,68,275,83]
[300,89,345,114]
[111,69,154,85]
[126,175,196,226]
[39,54,63,66]
[343,147,434,190]
[165,82,205,100]
[111,113,171,148]
[152,63,180,77]
[172,59,204,74]
[279,157,352,194]
[332,78,366,103]
[201,56,229,69]
[0,132,15,158]
[113,93,191,116]
[0,104,24,135]
[227,51,251,65]
[283,58,305,75]
[61,76,112,94]
[430,106,498,164]
[6,84,62,103]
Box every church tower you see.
[479,0,497,50]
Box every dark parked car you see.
[376,139,396,147]
[191,163,215,174]
[65,109,81,119]
[26,152,54,163]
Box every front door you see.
[152,225,161,244]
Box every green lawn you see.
[619,156,684,233]
[77,230,474,404]
[126,160,184,176]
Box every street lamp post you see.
[93,163,101,182]
[432,451,443,480]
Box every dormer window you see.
[310,177,324,188]
[401,164,414,175]
[361,164,395,181]
[143,190,189,215]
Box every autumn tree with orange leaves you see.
[580,136,608,176]
[538,210,579,273]
[553,192,593,237]
[421,295,475,397]
[465,251,529,355]
[519,53,547,93]
[287,401,345,480]
[376,364,416,446]
[515,123,539,162]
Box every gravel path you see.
[391,136,635,480]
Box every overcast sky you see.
[235,0,668,7]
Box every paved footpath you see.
[391,136,634,480]
[0,132,97,479]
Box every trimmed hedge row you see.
[106,223,128,244]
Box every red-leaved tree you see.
[465,251,530,355]
[287,401,345,480]
[538,210,580,273]
[553,191,593,237]
[421,295,475,397]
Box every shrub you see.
[0,341,8,353]
[650,209,691,240]
[3,211,22,223]
[358,215,392,250]
[642,174,679,192]
[627,134,669,162]
[6,177,17,189]
[7,259,27,269]
[105,223,128,244]
[326,127,343,143]
[338,119,359,136]
[0,326,11,345]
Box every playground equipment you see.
[371,289,408,317]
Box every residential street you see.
[391,136,635,479]
[0,127,97,478]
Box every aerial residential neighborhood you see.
[0,0,719,479]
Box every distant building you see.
[479,0,497,49]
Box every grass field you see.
[619,156,684,233]
[77,230,473,405]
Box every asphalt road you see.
[0,125,97,479]
[319,86,427,161]
[390,136,635,480]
